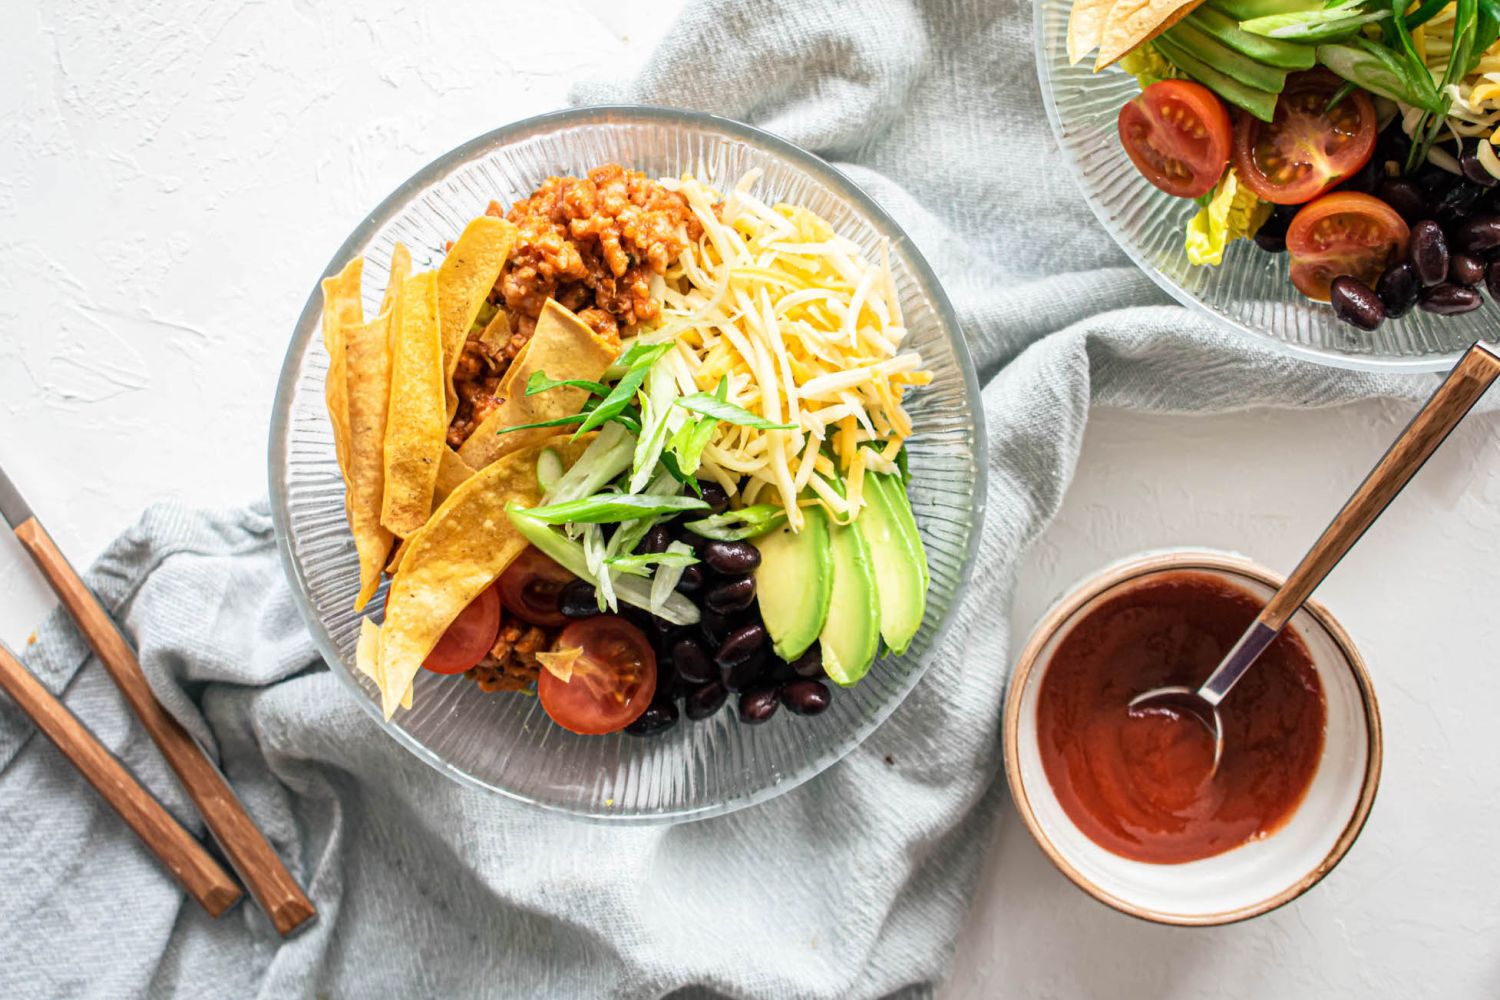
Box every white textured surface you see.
[4,3,1498,997]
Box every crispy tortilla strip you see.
[382,244,411,316]
[439,217,517,423]
[377,435,590,717]
[434,446,475,507]
[477,307,512,357]
[345,309,396,611]
[320,258,364,483]
[385,537,409,576]
[356,618,410,710]
[381,269,446,537]
[1068,0,1113,64]
[1096,0,1205,69]
[456,300,617,470]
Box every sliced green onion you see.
[536,447,564,493]
[526,371,610,398]
[574,343,673,438]
[684,504,789,541]
[606,550,700,578]
[675,392,795,430]
[544,422,635,505]
[525,493,709,525]
[650,541,696,613]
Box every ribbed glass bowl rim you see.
[267,104,987,823]
[1030,0,1459,374]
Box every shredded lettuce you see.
[1185,169,1272,267]
[1119,44,1182,90]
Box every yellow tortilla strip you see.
[377,435,590,717]
[456,300,618,470]
[345,309,396,611]
[382,244,411,317]
[381,269,446,537]
[434,446,475,507]
[477,307,513,357]
[356,618,409,710]
[1096,0,1205,69]
[438,216,518,423]
[320,258,364,483]
[385,537,409,576]
[1068,0,1113,65]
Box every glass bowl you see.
[268,106,985,823]
[1034,0,1478,373]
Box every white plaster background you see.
[2,1,1496,997]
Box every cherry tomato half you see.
[537,615,657,735]
[497,546,575,627]
[1118,80,1233,200]
[423,584,501,675]
[1286,191,1410,302]
[1231,71,1376,206]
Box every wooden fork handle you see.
[1261,341,1500,630]
[0,642,243,916]
[12,518,316,937]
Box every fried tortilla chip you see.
[356,618,409,710]
[477,307,512,357]
[434,446,475,507]
[381,269,446,537]
[320,258,364,484]
[344,308,396,611]
[456,300,617,470]
[1068,0,1113,64]
[439,216,518,423]
[377,435,590,717]
[1096,0,1205,69]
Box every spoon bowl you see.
[1127,686,1224,775]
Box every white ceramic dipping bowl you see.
[1005,550,1382,925]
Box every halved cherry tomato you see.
[423,584,501,675]
[537,615,657,735]
[497,546,575,627]
[1231,71,1375,206]
[1117,80,1233,200]
[1285,192,1409,302]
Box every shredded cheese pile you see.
[1402,4,1500,175]
[649,171,932,530]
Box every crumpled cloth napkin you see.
[2,0,1429,997]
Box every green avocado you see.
[819,515,881,687]
[1161,20,1289,94]
[752,505,832,662]
[1153,35,1280,123]
[1186,7,1315,70]
[861,472,928,657]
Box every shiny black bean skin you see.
[1488,260,1500,301]
[1434,182,1482,228]
[1410,220,1450,287]
[1456,214,1500,253]
[625,698,679,737]
[698,608,733,646]
[737,686,781,725]
[702,540,761,575]
[640,524,672,555]
[697,480,730,514]
[1420,283,1483,314]
[671,637,717,685]
[1376,177,1428,225]
[675,565,705,594]
[1253,204,1297,253]
[559,580,599,618]
[1329,277,1385,331]
[1252,228,1286,253]
[705,575,757,613]
[788,644,825,679]
[685,682,729,721]
[1461,146,1499,188]
[715,621,767,667]
[781,679,831,716]
[1451,253,1487,287]
[722,648,768,691]
[1376,261,1421,319]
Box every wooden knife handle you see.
[1261,342,1500,630]
[12,518,315,937]
[0,642,243,916]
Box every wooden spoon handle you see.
[11,518,316,937]
[1260,341,1500,630]
[0,642,243,916]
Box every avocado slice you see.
[819,515,881,687]
[860,472,927,657]
[1153,35,1280,122]
[1186,7,1315,69]
[1161,21,1289,93]
[752,505,832,662]
[1207,0,1322,21]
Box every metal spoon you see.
[1130,340,1500,775]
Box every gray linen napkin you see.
[1,0,1429,997]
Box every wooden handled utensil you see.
[0,640,243,916]
[0,466,316,937]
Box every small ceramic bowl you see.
[1005,550,1382,925]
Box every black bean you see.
[1420,283,1483,314]
[1329,276,1385,331]
[675,565,705,594]
[1434,182,1482,228]
[1455,214,1500,253]
[697,480,730,514]
[705,575,757,613]
[1451,253,1487,287]
[1254,204,1297,254]
[1461,145,1499,188]
[765,657,797,682]
[722,648,768,691]
[781,679,831,716]
[685,682,729,721]
[671,636,716,685]
[788,644,825,679]
[625,698,679,737]
[715,621,767,667]
[1488,260,1500,301]
[737,686,780,725]
[1375,177,1428,226]
[649,614,677,636]
[1253,228,1286,253]
[640,524,672,555]
[559,579,599,618]
[1337,155,1379,195]
[703,540,761,574]
[1376,262,1420,319]
[698,608,733,646]
[1416,163,1460,198]
[1411,220,1450,287]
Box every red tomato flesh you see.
[538,615,657,735]
[1118,80,1233,200]
[1286,192,1409,302]
[497,546,575,627]
[423,584,501,675]
[1231,72,1375,205]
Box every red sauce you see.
[1036,571,1326,864]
